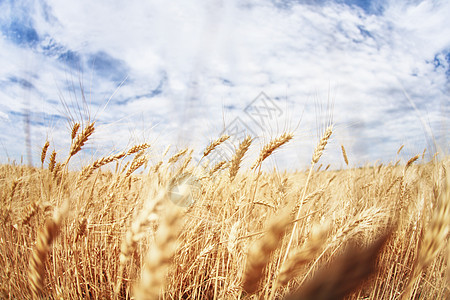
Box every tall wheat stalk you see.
[280,126,333,267]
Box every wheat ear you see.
[67,122,95,161]
[251,133,293,169]
[48,150,57,172]
[341,144,348,166]
[229,136,252,182]
[77,152,127,186]
[125,154,148,178]
[312,126,333,165]
[77,142,150,184]
[71,122,80,140]
[168,148,188,164]
[40,140,50,167]
[127,143,151,155]
[203,134,230,158]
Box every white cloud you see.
[0,0,448,169]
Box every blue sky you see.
[0,0,448,170]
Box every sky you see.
[0,0,448,171]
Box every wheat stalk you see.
[281,125,333,273]
[74,217,88,243]
[209,160,227,176]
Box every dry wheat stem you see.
[249,132,294,206]
[74,217,88,243]
[174,150,193,179]
[398,154,420,217]
[280,125,333,276]
[422,148,427,160]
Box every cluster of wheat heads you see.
[0,122,449,299]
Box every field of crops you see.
[1,121,448,299]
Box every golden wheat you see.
[252,132,293,169]
[203,134,230,158]
[341,144,348,166]
[68,122,95,159]
[229,135,252,182]
[243,210,291,295]
[401,167,449,299]
[0,117,447,299]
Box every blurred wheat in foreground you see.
[0,123,449,300]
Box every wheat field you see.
[0,121,449,299]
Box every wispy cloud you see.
[0,0,448,169]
